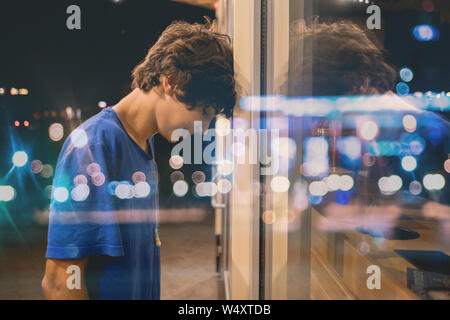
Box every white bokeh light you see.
[71,129,88,148]
[270,176,290,193]
[309,181,328,196]
[53,187,69,203]
[401,156,417,172]
[195,182,218,197]
[134,182,151,198]
[115,183,134,199]
[12,151,28,167]
[173,180,189,197]
[340,175,354,191]
[324,174,341,191]
[423,174,445,191]
[359,120,379,141]
[378,175,403,195]
[71,184,90,202]
[0,185,16,202]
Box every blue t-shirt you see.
[46,107,161,300]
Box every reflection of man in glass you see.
[288,19,397,97]
[41,20,236,299]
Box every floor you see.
[0,207,222,300]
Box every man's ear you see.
[161,76,174,96]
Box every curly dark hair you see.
[289,18,397,96]
[131,18,236,118]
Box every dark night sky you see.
[0,0,214,118]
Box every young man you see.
[41,20,236,300]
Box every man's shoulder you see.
[65,109,126,150]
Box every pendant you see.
[154,226,161,247]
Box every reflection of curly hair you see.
[289,18,397,96]
[132,18,236,118]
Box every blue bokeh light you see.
[396,82,410,96]
[413,25,440,41]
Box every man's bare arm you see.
[42,257,89,300]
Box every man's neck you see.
[112,88,158,151]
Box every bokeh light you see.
[71,184,90,202]
[401,156,417,172]
[422,0,435,12]
[132,171,146,184]
[362,153,376,167]
[134,182,151,198]
[262,210,276,224]
[115,183,134,199]
[339,175,354,191]
[40,164,53,178]
[192,171,206,184]
[270,176,290,193]
[336,136,361,160]
[423,174,445,191]
[173,180,189,197]
[49,123,64,142]
[324,174,341,192]
[170,171,184,183]
[359,120,378,141]
[195,182,217,197]
[303,137,329,178]
[86,162,101,176]
[91,172,106,187]
[413,24,439,41]
[444,159,450,173]
[309,180,328,196]
[53,187,69,203]
[396,82,410,96]
[402,115,417,133]
[12,151,28,167]
[399,67,414,82]
[31,160,43,174]
[273,137,297,160]
[217,160,233,176]
[215,118,231,136]
[70,129,88,148]
[217,179,232,194]
[74,174,88,186]
[378,175,403,195]
[169,155,184,170]
[409,181,422,195]
[0,185,16,202]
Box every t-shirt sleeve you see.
[46,141,124,259]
